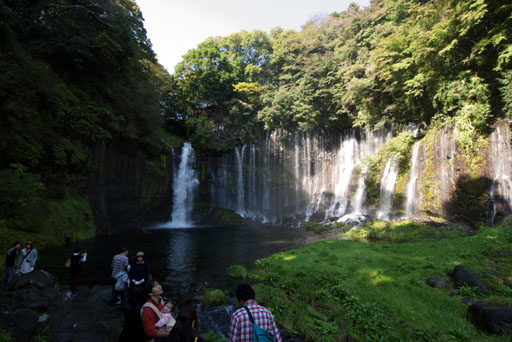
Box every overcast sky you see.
[135,0,371,73]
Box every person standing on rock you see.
[4,241,21,288]
[109,247,129,307]
[229,283,282,342]
[141,279,169,341]
[70,247,87,295]
[17,241,37,274]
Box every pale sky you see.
[135,0,371,73]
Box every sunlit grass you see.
[250,222,512,342]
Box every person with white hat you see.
[129,251,150,287]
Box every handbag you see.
[64,258,71,268]
[243,306,274,342]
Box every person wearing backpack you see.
[228,283,281,342]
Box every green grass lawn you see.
[249,221,512,342]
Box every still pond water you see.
[38,223,323,297]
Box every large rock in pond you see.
[467,301,512,334]
[451,265,489,295]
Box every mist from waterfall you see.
[167,142,199,227]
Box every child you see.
[155,301,176,332]
[114,264,131,305]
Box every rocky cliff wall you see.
[88,139,173,233]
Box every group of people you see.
[108,248,282,342]
[4,243,282,342]
[108,248,196,342]
[3,240,38,288]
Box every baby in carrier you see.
[155,301,176,332]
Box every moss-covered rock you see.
[203,288,227,307]
[227,265,248,280]
[197,207,247,226]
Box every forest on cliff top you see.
[0,0,511,234]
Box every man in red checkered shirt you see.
[229,283,282,342]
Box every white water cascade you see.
[404,141,422,218]
[437,126,457,202]
[168,142,199,227]
[351,166,368,214]
[489,123,512,223]
[377,155,399,221]
[235,145,247,215]
[208,127,392,224]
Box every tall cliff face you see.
[191,121,512,226]
[88,139,173,233]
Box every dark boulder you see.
[451,265,489,295]
[0,307,41,337]
[426,276,449,290]
[198,305,234,337]
[14,270,58,290]
[467,301,512,334]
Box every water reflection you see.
[38,224,322,297]
[163,230,198,295]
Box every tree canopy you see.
[171,0,512,147]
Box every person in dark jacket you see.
[4,241,21,288]
[129,251,150,286]
[70,247,87,295]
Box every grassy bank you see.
[249,221,512,342]
[0,196,96,280]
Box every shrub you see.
[227,265,247,279]
[203,288,226,307]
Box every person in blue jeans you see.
[4,241,21,288]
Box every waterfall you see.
[325,137,357,219]
[168,142,199,227]
[235,145,247,215]
[294,132,301,213]
[249,144,257,214]
[377,155,399,221]
[489,124,512,223]
[351,166,368,214]
[404,141,422,218]
[438,126,456,202]
[208,127,393,224]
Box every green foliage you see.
[0,0,173,185]
[168,0,511,147]
[458,285,482,297]
[500,71,512,118]
[343,220,468,243]
[226,265,248,280]
[0,328,12,342]
[252,222,512,342]
[0,196,96,265]
[202,288,227,307]
[302,221,331,234]
[363,131,415,207]
[200,330,228,342]
[0,166,45,219]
